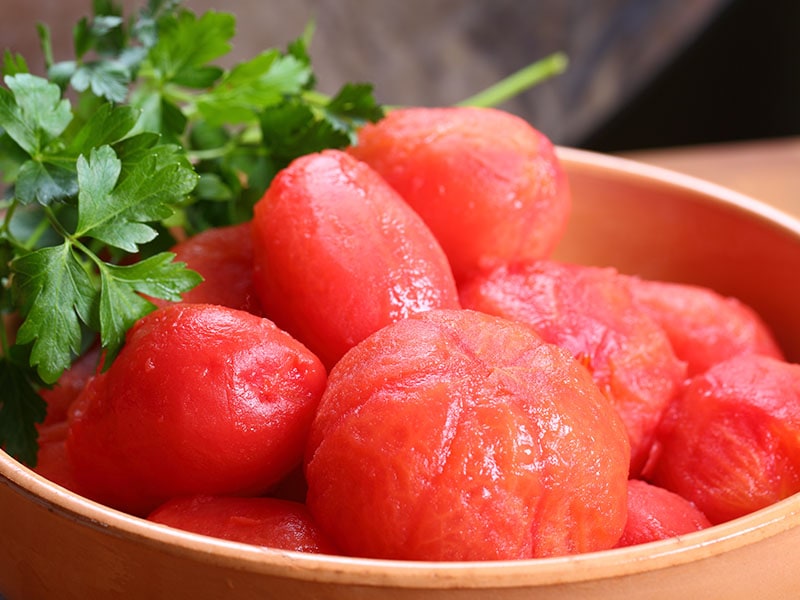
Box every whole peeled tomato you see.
[645,354,800,524]
[305,308,630,561]
[459,259,687,475]
[251,149,459,370]
[153,222,263,316]
[66,303,327,516]
[614,479,711,548]
[148,495,338,554]
[34,422,83,496]
[626,277,784,376]
[348,106,571,283]
[38,343,100,426]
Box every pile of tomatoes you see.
[33,107,800,560]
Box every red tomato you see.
[39,344,101,426]
[305,308,630,561]
[459,259,687,475]
[33,422,83,495]
[645,354,800,524]
[66,303,327,516]
[626,277,784,376]
[251,149,460,370]
[348,106,571,283]
[148,495,338,554]
[614,479,711,548]
[153,222,263,315]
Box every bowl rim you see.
[4,455,800,589]
[3,145,800,590]
[556,146,800,232]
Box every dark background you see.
[580,0,800,152]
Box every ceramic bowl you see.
[2,147,800,600]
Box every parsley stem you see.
[302,89,332,107]
[41,205,69,240]
[162,84,198,111]
[0,202,43,254]
[22,214,54,251]
[1,200,18,235]
[455,51,568,108]
[187,126,264,162]
[188,138,239,161]
[55,220,105,277]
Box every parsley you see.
[0,359,46,466]
[0,1,563,466]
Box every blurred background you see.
[3,0,799,152]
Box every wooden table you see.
[621,137,800,218]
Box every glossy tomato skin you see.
[38,344,100,426]
[614,479,711,548]
[34,422,83,495]
[148,495,339,554]
[305,308,630,561]
[66,303,327,516]
[348,106,571,283]
[459,259,687,476]
[645,354,800,524]
[251,149,460,370]
[626,277,784,376]
[34,345,100,495]
[152,222,263,316]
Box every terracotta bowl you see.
[2,147,800,600]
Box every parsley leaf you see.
[0,74,72,157]
[98,253,202,364]
[0,75,77,205]
[146,10,234,87]
[11,242,97,384]
[0,359,46,466]
[63,101,140,157]
[14,160,77,206]
[2,51,29,77]
[74,144,197,252]
[195,50,311,126]
[70,61,130,104]
[260,100,349,165]
[324,83,385,141]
